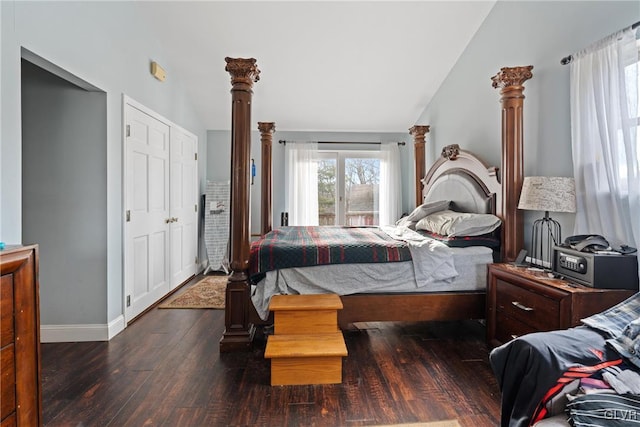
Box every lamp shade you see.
[518,176,576,213]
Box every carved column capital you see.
[491,66,533,91]
[258,122,276,135]
[225,57,261,88]
[409,125,430,141]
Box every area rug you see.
[375,421,460,427]
[158,275,227,309]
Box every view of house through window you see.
[317,151,381,225]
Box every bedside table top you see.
[488,263,632,295]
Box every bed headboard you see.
[422,144,502,219]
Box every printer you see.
[553,245,639,290]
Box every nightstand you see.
[486,263,635,347]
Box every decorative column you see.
[491,65,533,262]
[220,57,260,352]
[258,122,276,236]
[409,125,430,206]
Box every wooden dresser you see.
[487,263,635,348]
[1,245,42,427]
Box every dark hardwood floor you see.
[42,280,502,426]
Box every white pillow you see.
[415,209,501,237]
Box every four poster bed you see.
[250,144,502,328]
[220,58,532,352]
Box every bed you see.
[219,58,532,352]
[248,145,503,327]
[490,293,640,427]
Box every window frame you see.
[316,149,382,225]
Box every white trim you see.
[108,315,126,340]
[41,315,125,343]
[21,47,104,92]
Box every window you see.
[570,27,639,249]
[618,43,640,194]
[317,151,381,226]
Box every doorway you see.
[21,53,108,337]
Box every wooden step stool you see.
[264,294,348,386]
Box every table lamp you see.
[518,176,576,268]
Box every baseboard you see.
[41,315,125,343]
[108,315,126,339]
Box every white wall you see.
[417,0,639,251]
[1,1,207,335]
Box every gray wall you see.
[207,130,413,234]
[2,1,207,328]
[22,60,107,324]
[417,0,639,251]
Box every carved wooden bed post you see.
[258,122,275,236]
[409,125,430,206]
[491,65,533,262]
[220,57,260,352]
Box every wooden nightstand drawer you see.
[1,276,14,348]
[487,263,635,347]
[495,312,538,343]
[496,279,560,330]
[1,345,16,421]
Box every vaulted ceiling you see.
[136,1,496,132]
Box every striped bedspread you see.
[249,226,412,276]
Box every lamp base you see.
[529,211,561,270]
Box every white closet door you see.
[169,127,198,288]
[124,104,171,321]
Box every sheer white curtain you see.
[379,142,403,225]
[570,27,639,255]
[285,141,319,225]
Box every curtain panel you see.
[379,142,403,225]
[285,141,319,226]
[570,26,639,258]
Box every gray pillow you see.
[395,216,418,230]
[401,200,451,223]
[395,200,450,230]
[415,209,501,237]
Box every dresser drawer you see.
[1,276,14,348]
[0,413,16,427]
[496,279,561,331]
[0,345,16,422]
[495,311,539,343]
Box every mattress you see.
[251,245,493,320]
